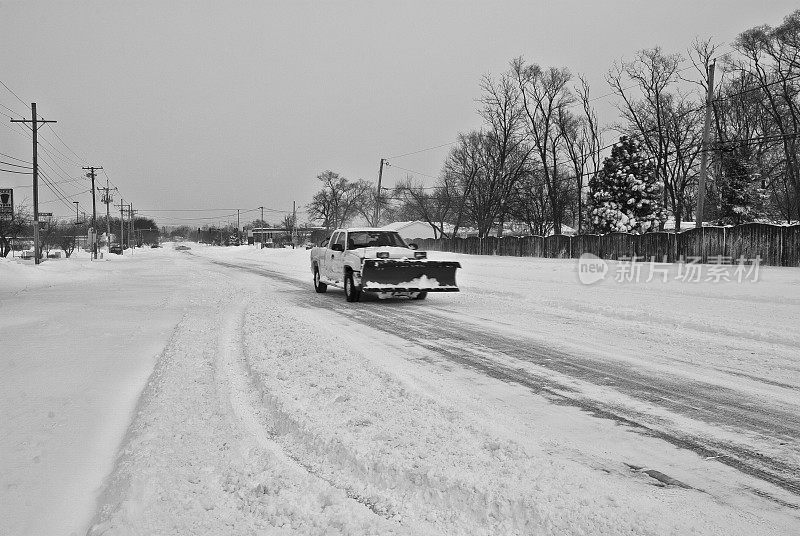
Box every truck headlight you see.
[376,251,390,259]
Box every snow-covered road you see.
[3,244,799,535]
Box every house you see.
[382,221,437,240]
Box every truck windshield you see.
[347,231,407,249]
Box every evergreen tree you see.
[588,136,665,233]
[714,153,767,225]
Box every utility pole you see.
[11,103,56,264]
[73,201,79,224]
[98,178,115,245]
[373,158,385,226]
[128,204,135,250]
[696,60,716,229]
[82,166,102,259]
[259,206,264,248]
[117,199,125,254]
[237,209,240,243]
[292,200,297,248]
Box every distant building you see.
[248,227,286,246]
[382,220,436,240]
[247,226,327,246]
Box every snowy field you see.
[1,243,799,535]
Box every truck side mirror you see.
[408,243,418,250]
[331,243,344,252]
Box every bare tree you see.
[513,58,575,234]
[306,171,370,230]
[52,221,78,257]
[351,179,380,226]
[469,71,534,237]
[392,175,458,238]
[442,130,485,237]
[734,11,800,220]
[0,205,30,257]
[507,170,552,235]
[567,76,604,234]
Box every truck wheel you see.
[413,291,428,300]
[314,268,327,293]
[344,272,361,302]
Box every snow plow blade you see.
[361,259,461,292]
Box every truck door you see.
[329,231,346,283]
[322,232,338,280]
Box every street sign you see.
[38,212,53,229]
[0,188,13,221]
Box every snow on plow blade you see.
[361,259,461,292]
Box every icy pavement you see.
[2,244,799,535]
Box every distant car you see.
[108,243,123,255]
[151,243,161,248]
[174,245,191,251]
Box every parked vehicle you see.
[309,228,461,302]
[108,243,123,255]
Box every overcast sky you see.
[1,1,797,227]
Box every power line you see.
[0,101,21,118]
[387,141,455,160]
[0,78,29,110]
[38,188,90,206]
[46,124,86,164]
[101,168,122,193]
[137,207,262,220]
[0,159,32,169]
[384,162,439,180]
[39,169,88,212]
[0,151,31,164]
[37,134,84,167]
[137,206,298,214]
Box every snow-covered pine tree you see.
[587,136,665,234]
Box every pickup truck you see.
[309,228,461,302]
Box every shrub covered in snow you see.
[587,136,666,234]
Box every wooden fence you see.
[411,223,800,267]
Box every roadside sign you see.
[0,188,12,220]
[39,212,53,229]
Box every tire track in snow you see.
[215,295,408,527]
[203,255,800,505]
